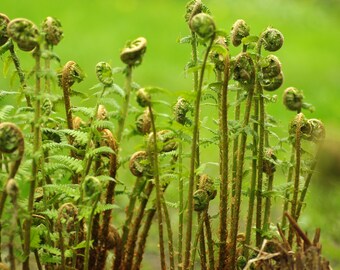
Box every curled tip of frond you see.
[42,16,63,46]
[7,18,40,51]
[0,122,24,155]
[261,27,284,52]
[231,19,250,47]
[0,13,10,46]
[120,37,147,66]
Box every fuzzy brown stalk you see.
[190,210,207,270]
[218,52,230,270]
[198,222,207,270]
[162,198,175,270]
[121,181,154,270]
[96,129,118,270]
[120,177,145,254]
[204,214,214,270]
[263,173,275,229]
[132,208,156,270]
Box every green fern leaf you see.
[88,146,115,158]
[42,142,75,152]
[0,105,14,121]
[0,90,19,101]
[92,119,115,131]
[60,129,88,145]
[48,155,83,173]
[71,106,94,117]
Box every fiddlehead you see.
[120,37,147,67]
[135,109,151,135]
[41,16,63,46]
[231,19,250,47]
[261,27,284,52]
[189,13,216,40]
[0,122,25,178]
[60,61,85,130]
[95,61,113,87]
[0,13,10,46]
[7,18,40,51]
[173,97,192,126]
[283,87,307,113]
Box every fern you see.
[44,183,80,199]
[0,105,14,121]
[95,203,120,214]
[88,146,115,158]
[42,141,76,153]
[92,119,115,131]
[0,90,19,101]
[60,129,88,145]
[45,162,74,175]
[48,155,83,173]
[71,106,94,117]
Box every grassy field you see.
[1,0,340,268]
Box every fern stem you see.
[254,41,265,248]
[281,145,295,233]
[244,92,258,259]
[96,130,118,270]
[288,113,303,246]
[230,81,255,268]
[177,139,184,270]
[198,219,207,270]
[162,197,175,270]
[33,250,42,270]
[121,177,145,251]
[189,210,207,270]
[148,104,167,270]
[204,214,214,270]
[117,65,132,142]
[84,194,100,270]
[132,208,156,270]
[295,145,321,220]
[184,36,215,270]
[8,40,32,107]
[121,181,154,270]
[23,46,42,270]
[263,173,274,229]
[218,51,230,270]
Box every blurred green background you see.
[1,0,340,268]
